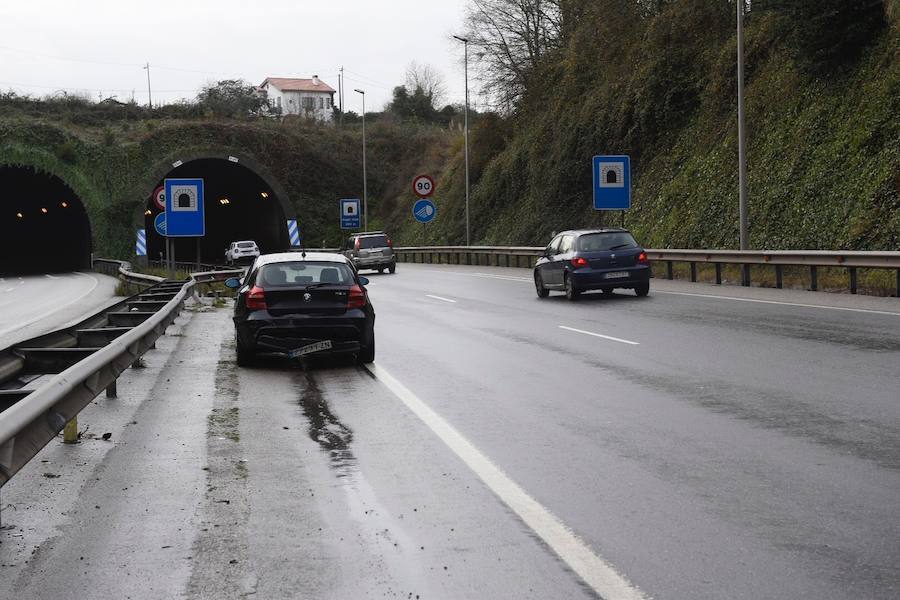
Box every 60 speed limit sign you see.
[412,174,435,198]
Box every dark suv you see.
[534,229,651,300]
[341,232,396,274]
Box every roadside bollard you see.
[106,381,117,398]
[63,418,78,444]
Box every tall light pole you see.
[453,35,471,246]
[143,62,152,109]
[736,0,750,285]
[354,88,368,231]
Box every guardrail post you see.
[690,262,697,283]
[810,266,818,291]
[666,261,674,280]
[63,418,78,444]
[849,267,857,295]
[741,264,751,287]
[715,263,722,285]
[775,265,783,289]
[106,381,117,398]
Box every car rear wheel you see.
[357,338,375,364]
[534,271,549,298]
[388,263,396,274]
[565,275,580,301]
[235,338,256,367]
[635,282,650,297]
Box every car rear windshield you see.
[237,242,256,248]
[257,262,355,287]
[358,235,388,249]
[577,232,639,252]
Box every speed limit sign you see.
[412,174,436,198]
[152,185,166,211]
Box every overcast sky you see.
[0,0,473,111]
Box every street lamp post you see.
[736,0,750,284]
[453,35,471,247]
[354,88,368,231]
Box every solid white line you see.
[653,289,900,317]
[559,325,640,346]
[425,294,457,303]
[367,364,646,600]
[0,273,100,338]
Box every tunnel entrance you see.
[145,159,290,264]
[0,165,92,275]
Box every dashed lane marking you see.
[425,294,457,303]
[559,325,640,346]
[367,363,647,600]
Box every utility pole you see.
[737,0,750,284]
[143,62,153,109]
[453,35,471,246]
[339,66,344,125]
[354,88,368,231]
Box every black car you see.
[225,252,375,366]
[534,229,651,300]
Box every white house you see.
[259,76,336,121]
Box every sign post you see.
[592,155,631,228]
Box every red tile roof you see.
[261,77,336,93]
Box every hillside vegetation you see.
[387,0,900,251]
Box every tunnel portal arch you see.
[141,155,294,264]
[0,164,92,274]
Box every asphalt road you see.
[1,264,898,599]
[0,271,119,347]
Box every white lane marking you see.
[45,274,60,280]
[425,294,457,303]
[367,364,647,600]
[470,272,531,282]
[4,288,14,293]
[0,273,101,339]
[559,325,640,346]
[654,290,900,317]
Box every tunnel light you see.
[41,207,49,214]
[144,209,152,216]
[260,192,269,199]
[16,212,23,219]
[219,198,230,205]
[60,201,69,208]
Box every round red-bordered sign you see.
[152,185,166,210]
[412,174,436,198]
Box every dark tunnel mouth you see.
[0,165,92,275]
[145,158,290,264]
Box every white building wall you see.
[263,83,334,121]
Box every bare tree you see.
[462,0,565,104]
[404,62,447,106]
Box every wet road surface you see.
[1,265,898,599]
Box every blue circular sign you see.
[154,212,167,236]
[412,198,436,224]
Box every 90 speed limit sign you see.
[152,185,166,211]
[412,174,436,198]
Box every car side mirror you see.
[358,276,370,286]
[224,277,242,289]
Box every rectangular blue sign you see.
[164,178,205,237]
[592,155,631,210]
[340,198,361,230]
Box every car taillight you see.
[637,252,648,264]
[571,257,589,268]
[386,237,393,248]
[245,285,267,310]
[348,284,367,309]
[354,238,361,250]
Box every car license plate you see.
[604,271,629,279]
[288,340,333,358]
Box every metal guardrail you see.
[394,246,900,296]
[0,260,244,490]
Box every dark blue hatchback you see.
[534,229,651,300]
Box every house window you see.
[326,97,332,109]
[302,97,315,110]
[318,97,324,109]
[276,97,281,108]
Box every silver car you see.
[341,232,396,274]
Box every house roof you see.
[261,77,336,94]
